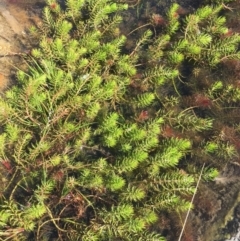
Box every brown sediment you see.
[0,73,9,91]
[5,0,44,5]
[0,0,42,90]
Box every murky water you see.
[223,202,240,241]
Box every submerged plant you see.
[0,0,239,240]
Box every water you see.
[0,0,43,90]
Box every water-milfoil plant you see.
[0,0,239,240]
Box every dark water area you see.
[221,203,240,241]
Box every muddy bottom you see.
[0,0,44,91]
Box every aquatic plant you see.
[0,0,240,240]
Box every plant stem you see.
[178,163,205,241]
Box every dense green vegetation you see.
[0,0,240,240]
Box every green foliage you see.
[0,0,239,240]
[202,167,219,181]
[180,4,240,66]
[121,185,146,201]
[167,3,180,35]
[135,92,155,107]
[0,201,46,231]
[149,138,191,169]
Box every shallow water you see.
[0,0,43,90]
[0,0,240,240]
